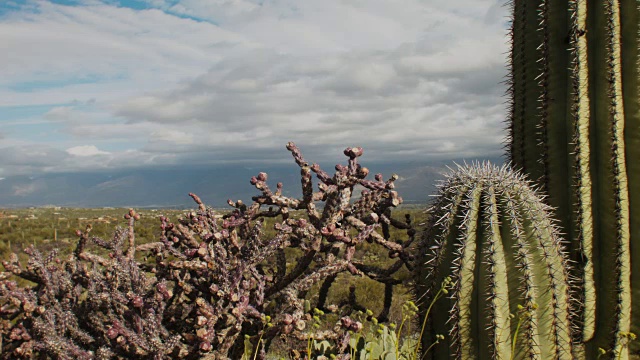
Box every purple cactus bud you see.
[349,321,363,332]
[132,296,144,308]
[6,281,16,291]
[157,282,167,293]
[375,173,383,181]
[357,166,369,178]
[282,314,294,325]
[107,328,118,339]
[340,317,353,328]
[369,213,379,223]
[250,176,258,185]
[298,219,307,227]
[116,335,126,345]
[344,147,363,158]
[257,172,267,181]
[75,229,82,237]
[200,341,212,352]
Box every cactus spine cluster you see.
[415,163,573,360]
[506,0,639,357]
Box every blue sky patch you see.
[8,75,112,93]
[0,104,63,122]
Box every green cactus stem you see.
[505,1,639,357]
[415,163,573,360]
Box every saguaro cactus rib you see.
[479,185,512,360]
[500,189,542,360]
[619,0,640,352]
[416,164,573,360]
[588,1,632,357]
[507,0,543,176]
[450,184,483,359]
[569,0,596,343]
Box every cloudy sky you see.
[0,0,509,179]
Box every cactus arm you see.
[416,165,574,359]
[620,0,640,353]
[507,1,638,356]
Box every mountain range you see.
[0,158,502,209]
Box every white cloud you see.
[66,145,111,157]
[0,0,509,176]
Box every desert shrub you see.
[0,143,418,359]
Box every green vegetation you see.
[0,206,426,317]
[0,205,429,358]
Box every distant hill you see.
[0,157,502,208]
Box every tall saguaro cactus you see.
[506,0,639,357]
[415,164,573,360]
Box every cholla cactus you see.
[0,143,417,359]
[415,163,573,360]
